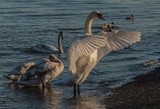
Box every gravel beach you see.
[106,67,160,109]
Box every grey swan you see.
[4,54,64,87]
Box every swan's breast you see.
[75,50,98,71]
[74,50,98,84]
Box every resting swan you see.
[4,54,64,87]
[26,32,64,57]
[67,11,141,97]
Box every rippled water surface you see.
[0,0,160,109]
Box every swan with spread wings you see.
[67,11,141,97]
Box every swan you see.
[26,31,64,57]
[4,54,64,87]
[126,14,136,20]
[67,11,141,97]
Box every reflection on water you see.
[6,83,62,109]
[5,83,105,109]
[65,96,105,109]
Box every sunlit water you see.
[0,0,160,109]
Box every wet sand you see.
[105,67,160,109]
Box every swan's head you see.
[59,31,63,40]
[49,54,60,62]
[89,11,105,20]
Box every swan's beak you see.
[101,16,105,21]
[100,14,105,21]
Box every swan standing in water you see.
[4,54,64,87]
[27,32,64,57]
[68,11,141,97]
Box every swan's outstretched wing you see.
[97,30,141,60]
[68,35,107,74]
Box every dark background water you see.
[0,0,160,109]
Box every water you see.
[0,0,160,108]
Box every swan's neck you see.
[84,16,94,35]
[58,35,63,56]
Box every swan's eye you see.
[97,13,101,18]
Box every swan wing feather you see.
[97,31,141,60]
[68,35,107,74]
[24,60,56,77]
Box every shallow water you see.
[0,0,160,109]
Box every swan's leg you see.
[74,84,78,97]
[42,83,46,90]
[78,84,80,96]
[58,53,61,57]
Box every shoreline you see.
[105,67,160,109]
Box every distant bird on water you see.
[68,11,141,97]
[26,32,64,57]
[4,54,64,88]
[101,22,119,32]
[126,14,136,20]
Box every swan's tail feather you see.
[4,74,20,82]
